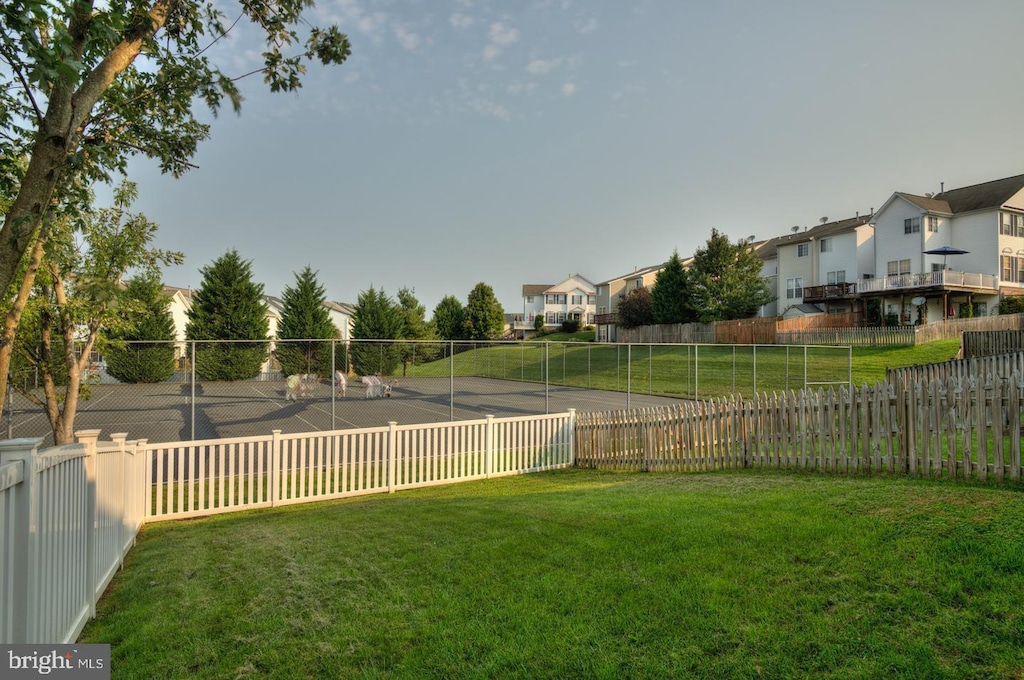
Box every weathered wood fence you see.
[887,351,1024,385]
[575,374,1023,482]
[777,326,916,347]
[962,330,1024,358]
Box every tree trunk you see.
[0,0,173,413]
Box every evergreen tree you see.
[651,250,694,324]
[185,251,269,380]
[617,287,654,329]
[464,283,505,340]
[688,230,774,322]
[104,276,176,383]
[276,266,338,377]
[432,295,467,341]
[397,287,436,373]
[350,287,403,376]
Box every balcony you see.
[858,270,999,296]
[595,313,617,325]
[802,282,857,302]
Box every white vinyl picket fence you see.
[0,412,575,643]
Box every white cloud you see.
[526,59,558,75]
[394,25,421,51]
[449,12,474,30]
[506,81,538,95]
[489,22,520,47]
[469,98,512,121]
[334,0,388,43]
[482,44,502,61]
[561,82,578,97]
[575,17,598,34]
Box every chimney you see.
[940,182,944,194]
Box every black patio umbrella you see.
[923,245,969,269]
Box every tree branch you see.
[0,41,44,124]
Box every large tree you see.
[688,230,774,322]
[432,295,466,341]
[103,273,177,383]
[350,286,403,376]
[464,283,505,340]
[9,180,181,444]
[0,0,350,411]
[616,286,653,329]
[276,266,337,377]
[651,250,694,324]
[185,250,269,380]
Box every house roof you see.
[597,263,665,287]
[326,301,357,316]
[932,173,1024,214]
[885,173,1024,217]
[522,284,550,296]
[771,215,872,248]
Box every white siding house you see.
[520,275,597,332]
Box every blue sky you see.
[125,0,1024,315]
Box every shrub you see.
[998,295,1024,315]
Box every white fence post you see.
[485,415,494,478]
[568,408,577,466]
[271,430,281,506]
[388,422,398,493]
[0,437,45,643]
[110,433,128,569]
[75,429,101,621]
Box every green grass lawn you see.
[82,469,1024,679]
[406,339,961,400]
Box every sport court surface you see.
[5,376,687,445]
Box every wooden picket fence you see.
[575,373,1023,482]
[962,330,1024,358]
[887,351,1024,385]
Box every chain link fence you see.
[3,339,851,445]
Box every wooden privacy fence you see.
[575,374,1023,482]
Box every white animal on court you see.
[361,374,383,399]
[285,375,301,401]
[299,373,319,398]
[334,370,347,397]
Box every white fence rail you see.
[147,412,575,521]
[0,412,576,642]
[0,431,148,645]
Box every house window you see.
[904,217,921,234]
[587,295,595,305]
[826,270,847,284]
[598,306,607,314]
[797,244,809,257]
[633,279,643,289]
[820,239,832,253]
[556,312,566,324]
[571,295,583,305]
[587,313,595,324]
[1002,255,1015,282]
[1001,213,1014,236]
[786,277,803,299]
[526,295,534,303]
[887,260,911,276]
[1016,214,1024,237]
[926,216,938,232]
[975,302,988,317]
[545,312,556,323]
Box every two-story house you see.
[863,173,1024,323]
[521,275,597,332]
[594,263,665,341]
[776,215,875,319]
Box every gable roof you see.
[932,173,1024,214]
[771,215,872,248]
[597,263,665,287]
[894,192,952,214]
[522,284,550,297]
